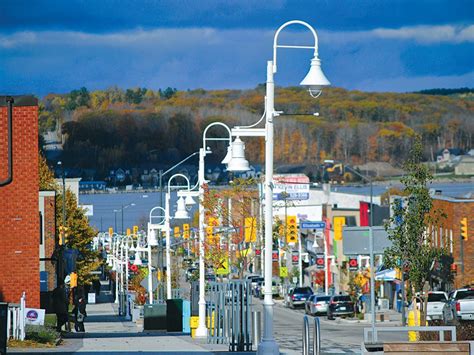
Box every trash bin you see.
[0,303,7,355]
[143,303,167,330]
[190,281,199,316]
[166,299,183,332]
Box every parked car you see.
[443,287,474,323]
[288,287,313,309]
[305,295,331,316]
[327,295,355,320]
[258,280,281,299]
[426,291,448,321]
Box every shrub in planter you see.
[25,325,59,344]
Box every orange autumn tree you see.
[201,178,261,279]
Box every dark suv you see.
[289,287,313,309]
[327,295,354,320]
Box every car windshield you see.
[333,295,351,302]
[428,293,446,302]
[455,290,474,300]
[294,287,312,294]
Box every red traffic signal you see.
[272,250,279,262]
[348,257,358,271]
[255,249,261,256]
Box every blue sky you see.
[1,0,473,96]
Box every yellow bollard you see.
[408,308,421,341]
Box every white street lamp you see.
[165,174,193,300]
[227,20,330,354]
[148,206,167,303]
[194,122,250,338]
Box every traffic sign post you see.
[300,221,326,229]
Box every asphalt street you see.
[252,297,408,354]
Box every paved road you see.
[253,298,407,354]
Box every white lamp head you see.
[133,253,142,266]
[299,56,331,98]
[221,145,232,165]
[148,229,158,247]
[174,197,190,219]
[184,195,196,206]
[226,137,250,172]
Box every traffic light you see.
[348,257,359,271]
[133,225,139,235]
[174,226,181,237]
[460,217,468,240]
[286,215,298,244]
[183,224,190,239]
[207,217,219,244]
[58,226,69,245]
[245,217,257,243]
[126,228,131,236]
[316,254,324,269]
[108,227,113,236]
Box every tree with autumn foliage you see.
[201,178,261,278]
[383,138,448,323]
[39,154,101,286]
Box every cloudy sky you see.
[1,0,473,96]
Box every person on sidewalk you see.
[73,290,87,332]
[52,281,69,332]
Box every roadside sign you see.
[301,221,326,229]
[279,267,288,278]
[273,174,310,200]
[216,258,229,275]
[272,250,279,262]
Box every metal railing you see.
[363,326,457,343]
[302,315,321,355]
[6,292,26,342]
[206,280,253,352]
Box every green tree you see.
[383,138,447,321]
[39,155,101,286]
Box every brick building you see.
[431,195,473,289]
[0,96,40,307]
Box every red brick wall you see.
[432,197,473,289]
[0,96,40,307]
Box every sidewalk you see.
[10,282,245,354]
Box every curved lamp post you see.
[165,173,195,299]
[194,122,250,337]
[228,20,330,354]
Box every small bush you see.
[25,325,59,344]
[420,320,474,341]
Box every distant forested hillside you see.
[39,86,474,176]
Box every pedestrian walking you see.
[52,281,69,332]
[73,289,87,332]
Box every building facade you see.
[0,96,40,307]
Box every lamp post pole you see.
[165,191,172,300]
[195,147,208,337]
[345,166,376,342]
[259,59,279,355]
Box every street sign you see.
[216,258,229,275]
[300,221,326,229]
[273,174,310,200]
[272,250,279,262]
[279,267,288,278]
[316,254,325,269]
